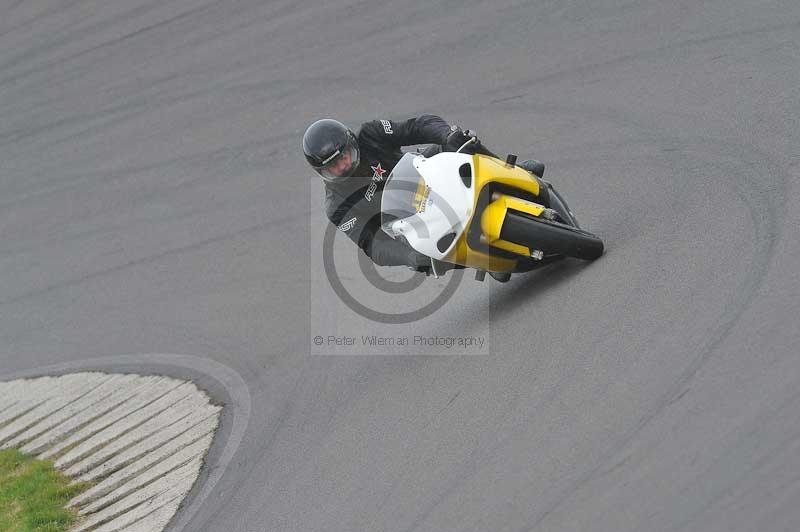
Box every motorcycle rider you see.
[302,115,545,280]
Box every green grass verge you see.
[0,448,90,532]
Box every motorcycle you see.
[380,139,603,280]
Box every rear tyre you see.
[501,210,604,260]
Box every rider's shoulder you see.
[356,119,382,138]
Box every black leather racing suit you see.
[323,115,455,269]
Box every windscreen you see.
[380,153,428,236]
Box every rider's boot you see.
[518,159,545,178]
[489,271,512,283]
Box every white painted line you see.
[5,374,136,449]
[60,391,213,474]
[0,400,18,417]
[0,397,50,434]
[73,412,219,483]
[69,432,214,509]
[112,495,183,532]
[68,416,215,495]
[71,458,202,532]
[76,433,215,515]
[0,375,101,431]
[0,373,221,532]
[0,374,113,448]
[20,376,169,455]
[50,383,199,467]
[36,377,185,459]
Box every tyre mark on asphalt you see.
[669,385,800,531]
[520,136,785,531]
[0,0,221,84]
[0,0,86,41]
[475,19,800,102]
[0,211,309,310]
[387,128,785,532]
[0,130,293,205]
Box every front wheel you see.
[501,210,604,260]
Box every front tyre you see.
[501,210,604,260]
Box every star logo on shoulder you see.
[371,163,386,181]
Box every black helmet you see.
[302,119,360,182]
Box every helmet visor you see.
[314,136,360,182]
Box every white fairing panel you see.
[387,152,475,261]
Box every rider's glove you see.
[444,126,479,152]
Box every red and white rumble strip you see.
[0,372,221,532]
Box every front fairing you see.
[380,152,476,261]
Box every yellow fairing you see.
[443,154,544,272]
[481,194,546,256]
[471,154,541,197]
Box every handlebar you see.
[454,136,499,158]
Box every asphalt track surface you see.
[1,1,798,531]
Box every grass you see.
[0,448,89,532]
